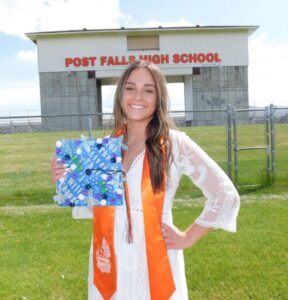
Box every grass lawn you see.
[0,123,287,299]
[0,192,287,299]
[0,124,287,205]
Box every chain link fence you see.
[0,106,287,204]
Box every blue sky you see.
[0,0,287,115]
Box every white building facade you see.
[27,26,258,129]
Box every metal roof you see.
[26,25,259,44]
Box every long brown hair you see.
[112,60,175,191]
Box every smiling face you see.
[121,68,157,125]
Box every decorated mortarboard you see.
[53,136,126,207]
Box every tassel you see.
[114,124,133,243]
[124,179,133,243]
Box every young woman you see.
[51,60,240,300]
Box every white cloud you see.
[249,33,288,107]
[0,81,40,114]
[0,0,43,38]
[39,0,124,32]
[102,85,116,113]
[16,49,37,62]
[0,0,124,38]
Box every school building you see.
[26,25,258,129]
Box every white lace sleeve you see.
[72,206,93,219]
[173,131,240,232]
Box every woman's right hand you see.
[50,157,66,184]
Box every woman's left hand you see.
[161,223,190,250]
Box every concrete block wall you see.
[39,71,102,131]
[192,66,249,125]
[39,66,250,130]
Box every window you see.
[193,67,201,75]
[127,35,159,50]
[88,70,95,79]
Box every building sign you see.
[64,52,222,68]
[33,28,254,74]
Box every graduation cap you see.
[53,136,126,207]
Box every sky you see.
[0,0,287,116]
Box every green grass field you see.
[1,124,287,205]
[0,124,287,299]
[0,194,287,299]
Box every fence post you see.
[10,120,13,134]
[265,106,271,183]
[270,104,276,182]
[227,104,233,180]
[232,106,239,188]
[88,117,93,138]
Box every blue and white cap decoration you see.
[54,136,125,207]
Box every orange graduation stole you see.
[93,144,176,299]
